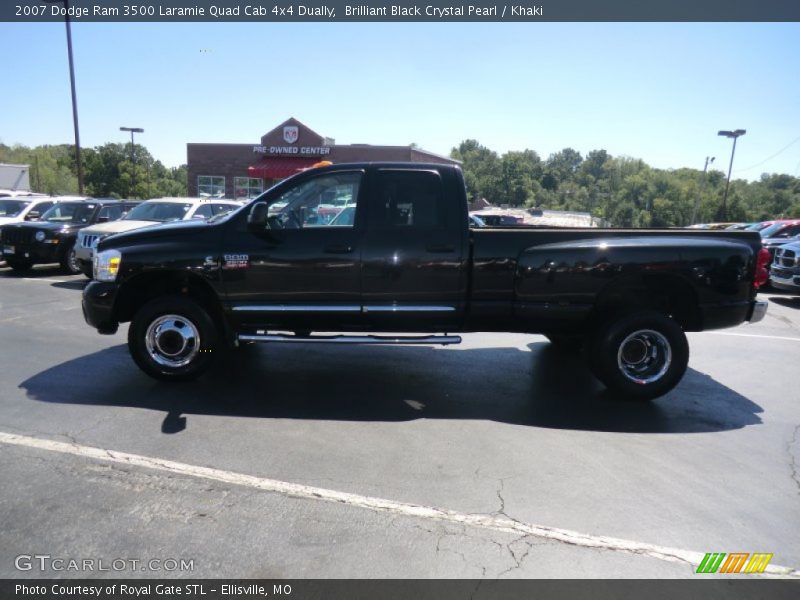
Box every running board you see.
[238,333,462,346]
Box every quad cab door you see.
[223,169,366,332]
[360,167,468,331]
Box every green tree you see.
[450,139,502,203]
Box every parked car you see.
[759,219,800,241]
[745,220,783,232]
[471,212,523,226]
[83,162,769,401]
[0,195,60,228]
[468,214,486,227]
[769,239,800,294]
[689,222,739,230]
[75,198,243,278]
[1,198,137,274]
[725,223,754,230]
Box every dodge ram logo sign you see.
[283,126,299,144]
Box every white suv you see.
[75,197,243,277]
[0,194,60,228]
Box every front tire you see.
[60,242,82,275]
[128,295,218,381]
[588,310,689,401]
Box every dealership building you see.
[187,117,460,200]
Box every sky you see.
[2,22,799,179]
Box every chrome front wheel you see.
[128,296,218,381]
[145,314,201,368]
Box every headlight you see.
[94,249,122,282]
[35,231,46,242]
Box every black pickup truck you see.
[82,162,769,400]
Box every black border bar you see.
[4,0,800,22]
[3,579,800,600]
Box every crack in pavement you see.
[3,431,799,579]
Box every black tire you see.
[587,310,689,401]
[60,242,82,275]
[128,295,218,381]
[544,333,585,352]
[6,258,33,272]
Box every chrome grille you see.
[775,248,799,268]
[80,233,99,249]
[782,248,797,267]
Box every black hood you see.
[3,221,84,234]
[98,219,212,250]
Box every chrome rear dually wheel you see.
[589,310,688,401]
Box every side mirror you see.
[97,216,110,223]
[247,202,268,229]
[25,211,40,221]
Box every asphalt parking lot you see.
[0,264,799,579]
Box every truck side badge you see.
[223,254,249,269]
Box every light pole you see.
[43,0,84,195]
[120,127,144,198]
[691,156,715,225]
[718,129,746,221]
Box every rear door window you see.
[370,170,446,229]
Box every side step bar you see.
[238,333,462,346]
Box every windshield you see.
[124,202,192,222]
[41,202,96,224]
[745,222,771,231]
[0,199,30,218]
[759,223,787,238]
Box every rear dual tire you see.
[588,310,689,401]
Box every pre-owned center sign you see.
[253,145,332,156]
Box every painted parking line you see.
[0,431,797,579]
[706,332,800,342]
[20,277,69,283]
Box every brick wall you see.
[186,143,460,198]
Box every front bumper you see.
[1,242,61,263]
[769,268,800,293]
[74,244,93,263]
[82,280,120,334]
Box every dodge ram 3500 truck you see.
[82,163,769,400]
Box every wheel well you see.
[591,274,701,331]
[115,271,229,339]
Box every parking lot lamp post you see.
[42,0,84,195]
[691,156,715,225]
[120,127,144,198]
[717,129,746,221]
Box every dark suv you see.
[1,198,137,274]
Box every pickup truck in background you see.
[82,163,770,400]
